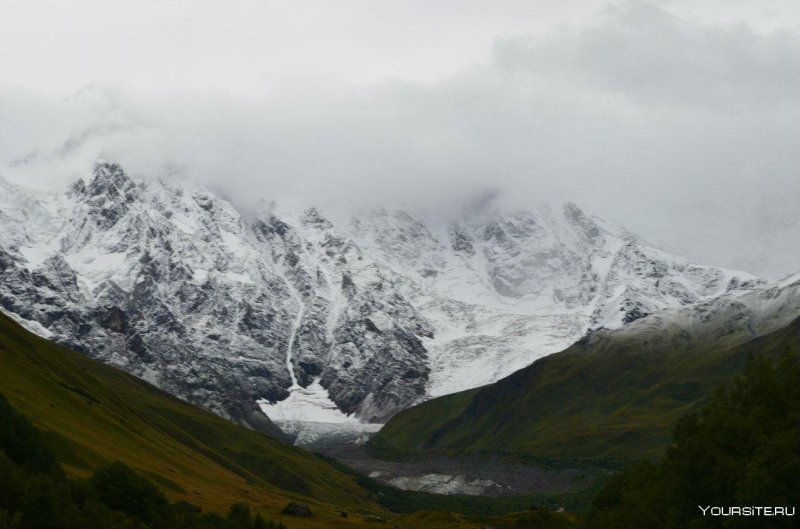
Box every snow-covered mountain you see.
[602,270,800,354]
[0,162,766,433]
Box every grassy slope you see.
[0,312,579,528]
[370,317,800,464]
[0,311,384,526]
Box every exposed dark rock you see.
[622,306,650,324]
[450,226,475,255]
[281,502,312,517]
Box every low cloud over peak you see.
[0,1,798,278]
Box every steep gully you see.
[257,256,371,427]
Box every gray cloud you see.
[494,1,800,109]
[0,1,798,277]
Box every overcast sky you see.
[1,0,799,278]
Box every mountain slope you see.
[583,351,800,529]
[0,162,764,430]
[0,310,380,519]
[369,275,800,462]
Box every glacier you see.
[0,162,768,436]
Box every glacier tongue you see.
[0,162,771,436]
[257,380,383,446]
[258,379,361,423]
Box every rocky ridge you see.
[0,162,765,431]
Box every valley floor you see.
[314,440,604,498]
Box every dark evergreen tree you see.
[0,395,61,476]
[89,462,168,523]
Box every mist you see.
[1,1,798,278]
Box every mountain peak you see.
[86,161,135,198]
[71,161,140,229]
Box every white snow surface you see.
[0,306,54,338]
[258,379,360,423]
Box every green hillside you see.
[370,317,800,465]
[583,351,800,528]
[0,311,382,525]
